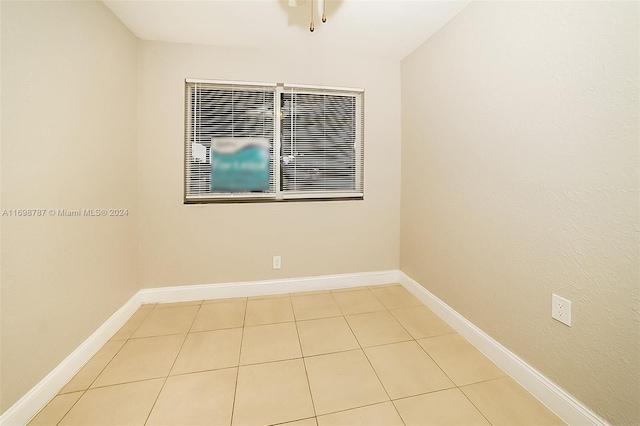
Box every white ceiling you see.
[103,0,470,61]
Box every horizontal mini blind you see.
[185,80,277,201]
[280,87,364,199]
[184,80,364,203]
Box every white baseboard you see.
[0,293,142,426]
[138,270,401,304]
[399,272,609,426]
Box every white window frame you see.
[184,79,364,203]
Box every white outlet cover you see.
[272,256,281,270]
[552,294,572,326]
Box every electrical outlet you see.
[272,256,281,270]
[551,294,571,326]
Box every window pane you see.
[281,92,359,193]
[185,83,276,199]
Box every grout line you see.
[54,391,86,425]
[153,301,203,309]
[162,365,239,379]
[387,382,459,404]
[329,285,370,294]
[127,331,191,340]
[358,335,401,420]
[459,375,511,388]
[357,337,416,351]
[267,416,317,426]
[339,296,412,426]
[229,297,249,426]
[339,305,398,414]
[409,325,459,390]
[367,286,390,309]
[55,306,154,426]
[72,376,172,391]
[391,315,495,425]
[341,307,390,319]
[186,325,245,335]
[294,313,343,324]
[55,340,127,396]
[457,386,494,425]
[239,354,304,368]
[316,399,405,421]
[328,290,343,316]
[330,287,380,316]
[291,297,319,419]
[119,305,154,340]
[142,305,201,425]
[305,302,404,424]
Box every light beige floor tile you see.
[281,418,318,426]
[92,334,184,387]
[393,388,490,425]
[418,333,505,386]
[132,305,199,338]
[461,377,565,425]
[364,341,454,399]
[370,286,422,310]
[345,311,412,348]
[28,392,83,426]
[171,328,242,375]
[305,349,388,415]
[146,368,237,425]
[60,340,126,393]
[297,317,360,357]
[245,297,295,326]
[233,359,314,426]
[291,293,342,321]
[368,283,402,290]
[330,286,368,293]
[203,297,247,305]
[248,293,290,300]
[332,289,386,315]
[110,308,153,341]
[291,290,330,297]
[240,322,301,365]
[155,300,202,308]
[59,378,163,425]
[317,402,404,426]
[190,300,246,332]
[390,306,455,339]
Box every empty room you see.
[1,0,638,425]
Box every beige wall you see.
[137,41,401,288]
[400,1,639,424]
[0,1,139,413]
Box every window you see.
[185,79,364,202]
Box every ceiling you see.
[103,0,471,61]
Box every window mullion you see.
[275,86,283,200]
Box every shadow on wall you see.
[278,0,343,31]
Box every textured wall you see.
[137,41,401,288]
[0,1,139,413]
[400,1,639,424]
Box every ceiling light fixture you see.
[309,0,327,32]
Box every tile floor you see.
[28,284,565,426]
